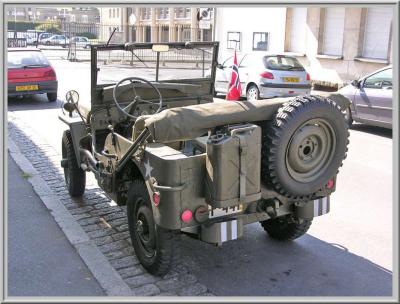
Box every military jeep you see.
[59,41,350,276]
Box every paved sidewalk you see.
[7,154,105,296]
[8,114,212,297]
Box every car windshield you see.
[96,43,215,85]
[8,51,50,69]
[263,55,305,71]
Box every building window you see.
[322,7,345,56]
[116,8,119,18]
[145,26,151,42]
[288,8,307,53]
[182,27,191,42]
[252,32,269,51]
[157,7,169,19]
[109,9,111,18]
[82,14,88,23]
[112,9,115,18]
[141,8,151,20]
[175,7,190,19]
[70,14,76,22]
[362,7,392,59]
[227,32,241,50]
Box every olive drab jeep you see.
[59,41,350,276]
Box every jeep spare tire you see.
[261,95,349,198]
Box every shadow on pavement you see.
[350,124,392,139]
[178,224,392,296]
[8,95,62,112]
[8,119,392,297]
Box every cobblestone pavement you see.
[8,114,213,297]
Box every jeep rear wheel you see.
[127,180,174,276]
[260,215,312,241]
[261,95,349,199]
[62,130,86,197]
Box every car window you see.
[263,55,305,71]
[239,54,251,67]
[8,51,50,69]
[222,55,246,68]
[363,68,392,89]
[222,56,233,67]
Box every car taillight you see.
[260,71,274,79]
[44,68,56,79]
[306,73,311,81]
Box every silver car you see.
[70,36,91,49]
[215,53,311,101]
[338,66,392,129]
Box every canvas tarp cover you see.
[140,93,350,143]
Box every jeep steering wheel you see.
[112,76,163,120]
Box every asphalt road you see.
[7,59,393,296]
[7,154,105,296]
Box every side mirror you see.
[351,80,360,88]
[64,90,80,117]
[216,63,224,69]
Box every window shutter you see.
[322,8,345,56]
[289,8,307,53]
[362,7,392,59]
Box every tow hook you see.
[60,158,68,168]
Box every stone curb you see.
[8,116,213,297]
[8,137,133,296]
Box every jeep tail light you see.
[326,179,335,189]
[260,71,274,79]
[306,73,311,81]
[181,209,193,223]
[152,192,160,206]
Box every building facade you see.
[99,7,214,43]
[215,6,393,86]
[6,7,99,23]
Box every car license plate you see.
[16,85,38,91]
[209,205,243,219]
[283,77,299,83]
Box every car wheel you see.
[342,107,353,128]
[260,95,349,199]
[127,180,175,276]
[47,92,57,102]
[62,130,86,197]
[246,84,259,102]
[260,215,312,241]
[46,41,50,45]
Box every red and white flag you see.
[226,51,241,101]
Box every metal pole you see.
[156,52,160,82]
[202,49,205,77]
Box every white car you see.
[41,35,69,47]
[215,53,311,101]
[70,36,91,49]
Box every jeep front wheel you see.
[127,180,174,276]
[62,130,86,197]
[260,215,312,241]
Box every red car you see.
[8,48,58,102]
